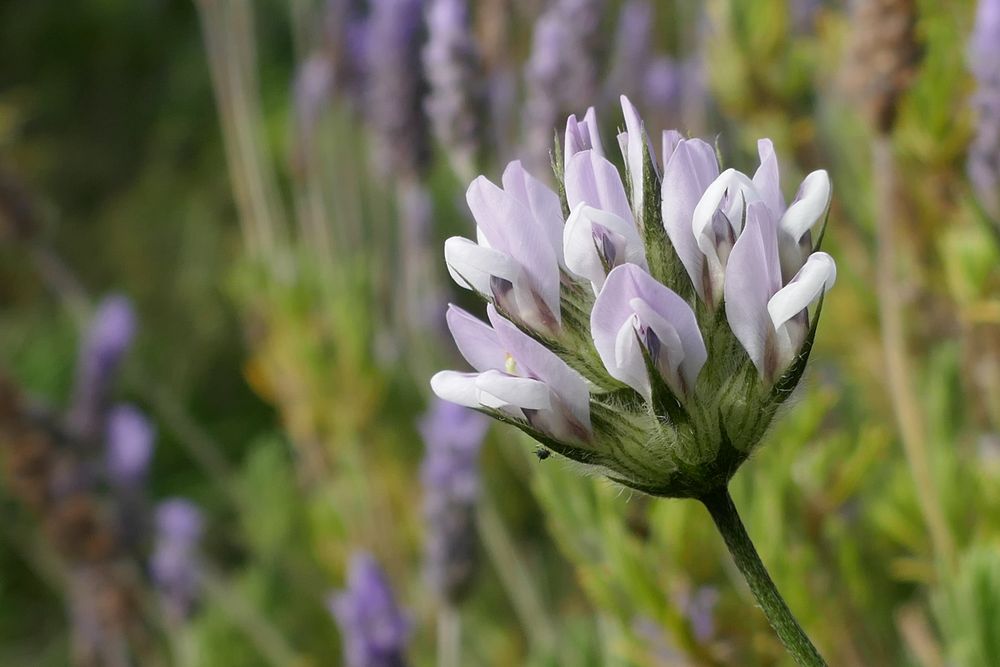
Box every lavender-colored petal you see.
[444,236,521,295]
[466,176,561,323]
[105,404,155,486]
[565,107,605,163]
[724,201,782,377]
[565,149,635,224]
[768,251,837,331]
[501,160,566,267]
[778,169,831,278]
[691,168,761,298]
[430,371,482,408]
[475,371,553,410]
[563,204,647,291]
[445,304,507,372]
[752,139,785,218]
[661,139,719,300]
[620,95,659,222]
[486,305,591,435]
[591,263,706,398]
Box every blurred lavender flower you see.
[419,398,489,604]
[151,498,204,623]
[366,0,430,181]
[604,0,653,105]
[330,553,411,667]
[423,0,488,180]
[792,0,823,33]
[968,0,1000,221]
[523,0,606,175]
[69,296,136,441]
[293,0,368,146]
[679,586,719,642]
[105,404,155,487]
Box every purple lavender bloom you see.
[968,0,1000,221]
[604,1,653,104]
[69,295,136,441]
[423,0,488,179]
[151,499,204,622]
[522,0,606,175]
[330,553,411,667]
[419,398,489,603]
[366,0,430,181]
[683,586,720,642]
[105,404,155,487]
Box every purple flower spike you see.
[423,0,487,178]
[70,295,137,439]
[591,263,706,400]
[330,553,411,667]
[968,0,1000,221]
[366,0,430,181]
[420,398,489,602]
[105,404,155,486]
[151,499,204,622]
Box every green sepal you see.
[551,131,571,220]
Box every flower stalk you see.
[700,487,827,667]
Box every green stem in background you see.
[476,494,557,656]
[699,487,827,667]
[872,136,956,570]
[437,604,461,667]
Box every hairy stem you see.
[700,487,827,667]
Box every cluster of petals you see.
[434,96,836,441]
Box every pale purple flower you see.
[69,295,136,440]
[591,263,707,400]
[666,139,830,308]
[564,107,605,167]
[444,162,564,334]
[420,398,489,602]
[432,98,838,495]
[366,0,430,181]
[725,200,835,382]
[968,0,1000,220]
[680,586,719,641]
[430,304,592,444]
[151,499,204,622]
[330,553,411,667]
[563,144,647,291]
[423,0,487,177]
[105,404,155,487]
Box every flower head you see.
[432,98,835,497]
[330,553,411,667]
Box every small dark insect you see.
[534,447,551,460]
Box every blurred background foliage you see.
[0,0,999,665]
